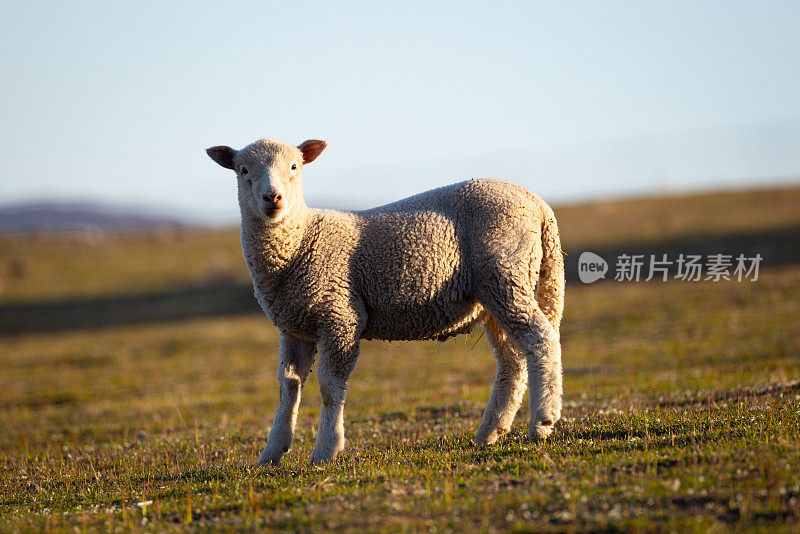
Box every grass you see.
[1,185,799,531]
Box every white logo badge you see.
[578,251,608,283]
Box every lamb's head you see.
[206,138,327,223]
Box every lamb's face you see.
[235,141,304,222]
[206,138,327,223]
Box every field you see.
[1,186,799,532]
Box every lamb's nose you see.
[263,193,282,204]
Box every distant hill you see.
[0,202,185,235]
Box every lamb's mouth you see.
[263,207,280,218]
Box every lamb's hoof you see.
[309,443,343,466]
[474,433,497,447]
[309,450,336,466]
[257,445,289,467]
[529,420,555,441]
[474,425,509,446]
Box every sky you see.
[1,1,799,224]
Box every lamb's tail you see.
[536,205,565,335]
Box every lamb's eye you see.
[241,167,248,175]
[290,163,297,171]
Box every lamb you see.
[206,138,565,466]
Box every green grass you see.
[0,229,246,304]
[1,186,799,531]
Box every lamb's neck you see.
[240,208,311,278]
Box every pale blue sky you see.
[1,1,799,223]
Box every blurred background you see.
[1,0,799,344]
[1,1,799,226]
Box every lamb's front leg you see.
[310,338,359,465]
[258,334,316,466]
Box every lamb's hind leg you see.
[520,308,562,440]
[475,317,527,445]
[258,334,316,466]
[478,287,563,441]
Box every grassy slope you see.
[1,185,799,532]
[0,230,247,304]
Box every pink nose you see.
[263,193,282,204]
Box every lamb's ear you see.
[206,146,236,170]
[297,139,327,164]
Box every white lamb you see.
[206,138,565,466]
